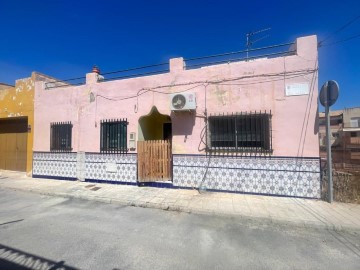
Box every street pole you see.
[325,82,333,203]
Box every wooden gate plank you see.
[137,140,172,182]
[137,141,141,180]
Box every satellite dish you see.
[319,80,339,107]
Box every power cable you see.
[215,72,316,86]
[296,55,319,158]
[185,42,294,61]
[320,33,360,47]
[100,62,168,76]
[95,68,317,102]
[319,14,360,46]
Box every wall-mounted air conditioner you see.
[170,93,196,111]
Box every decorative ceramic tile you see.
[34,151,321,198]
[173,154,321,198]
[33,152,77,178]
[33,152,137,183]
[84,153,137,183]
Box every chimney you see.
[86,65,101,84]
[92,65,100,74]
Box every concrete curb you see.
[2,185,360,233]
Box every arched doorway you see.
[138,106,172,141]
[137,106,172,182]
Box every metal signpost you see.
[319,80,339,203]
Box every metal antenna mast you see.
[246,28,271,60]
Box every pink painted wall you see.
[34,35,319,157]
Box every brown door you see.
[0,133,6,169]
[137,140,172,182]
[0,118,28,172]
[163,123,172,140]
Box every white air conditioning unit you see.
[170,93,196,111]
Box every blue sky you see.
[0,0,359,110]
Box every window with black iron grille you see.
[208,112,272,153]
[50,122,72,152]
[100,119,128,153]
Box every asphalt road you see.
[0,189,359,270]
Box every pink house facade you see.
[33,35,321,198]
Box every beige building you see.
[319,107,360,166]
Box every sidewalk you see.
[1,170,360,232]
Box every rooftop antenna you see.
[246,28,271,60]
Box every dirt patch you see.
[322,169,360,204]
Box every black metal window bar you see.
[100,119,128,153]
[50,122,73,152]
[208,111,272,154]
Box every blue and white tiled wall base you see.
[33,152,137,184]
[85,153,137,184]
[33,152,321,198]
[33,152,77,179]
[173,155,321,199]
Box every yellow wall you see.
[0,75,35,174]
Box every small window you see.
[208,112,272,153]
[100,119,128,153]
[350,117,360,128]
[50,122,72,152]
[350,132,357,137]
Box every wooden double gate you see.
[0,118,28,172]
[137,140,172,182]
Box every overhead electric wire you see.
[100,62,168,75]
[46,41,298,89]
[96,83,203,101]
[296,55,319,158]
[101,70,169,82]
[184,42,294,61]
[186,50,295,69]
[319,14,360,46]
[95,68,317,102]
[215,71,317,86]
[320,33,360,47]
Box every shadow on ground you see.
[0,244,77,270]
